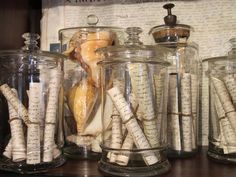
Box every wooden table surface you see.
[0,147,236,177]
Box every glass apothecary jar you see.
[207,38,236,163]
[149,3,199,158]
[97,27,171,177]
[0,33,65,174]
[58,15,124,159]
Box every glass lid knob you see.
[21,33,40,51]
[125,27,143,45]
[163,3,177,26]
[87,14,99,26]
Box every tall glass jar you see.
[207,38,236,163]
[149,3,199,158]
[97,27,171,177]
[0,33,65,174]
[58,15,124,159]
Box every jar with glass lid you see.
[207,38,236,163]
[149,3,199,158]
[97,27,171,177]
[58,15,124,159]
[0,33,65,174]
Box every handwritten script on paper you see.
[41,0,236,146]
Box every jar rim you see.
[149,24,193,35]
[0,50,66,60]
[58,26,123,40]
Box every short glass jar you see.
[97,27,171,177]
[149,3,199,158]
[207,38,236,163]
[58,15,124,159]
[0,33,66,174]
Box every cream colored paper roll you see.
[108,79,124,162]
[43,69,62,162]
[154,74,165,145]
[128,63,159,148]
[212,77,236,133]
[154,74,164,110]
[0,84,28,124]
[3,139,12,159]
[219,121,236,154]
[191,74,198,149]
[212,77,235,113]
[168,74,181,151]
[181,73,192,152]
[107,86,158,165]
[210,83,221,141]
[214,90,236,152]
[114,92,140,165]
[27,83,41,164]
[109,107,123,163]
[8,89,26,162]
[116,132,134,166]
[224,74,236,105]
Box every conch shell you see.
[67,78,97,134]
[64,30,115,87]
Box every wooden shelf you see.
[1,147,236,177]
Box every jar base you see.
[0,155,66,174]
[208,143,236,164]
[98,159,171,177]
[167,148,198,158]
[63,145,101,160]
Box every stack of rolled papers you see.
[105,63,166,166]
[167,73,197,152]
[0,69,62,164]
[211,76,236,154]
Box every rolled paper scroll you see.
[116,132,134,166]
[219,123,227,151]
[43,69,62,162]
[224,74,236,106]
[219,122,236,154]
[168,74,181,151]
[107,86,158,166]
[91,134,102,153]
[154,74,165,143]
[8,89,26,162]
[191,74,198,149]
[214,91,236,143]
[112,92,138,164]
[27,83,41,164]
[154,74,164,110]
[3,139,12,159]
[181,73,192,152]
[108,107,123,162]
[129,92,143,121]
[127,63,159,148]
[214,86,236,154]
[108,79,124,162]
[66,134,94,146]
[210,85,221,142]
[201,62,210,146]
[39,69,47,144]
[0,84,28,124]
[211,77,236,134]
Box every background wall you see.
[0,0,41,50]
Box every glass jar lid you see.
[0,33,65,69]
[59,14,123,41]
[149,3,193,43]
[205,38,236,63]
[97,27,171,66]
